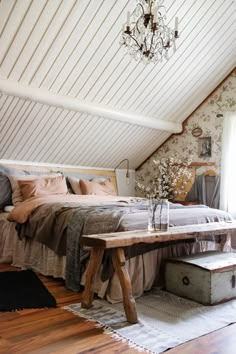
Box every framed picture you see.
[198,137,212,157]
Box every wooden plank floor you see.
[1,264,236,354]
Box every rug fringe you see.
[63,305,155,353]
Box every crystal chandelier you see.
[120,0,179,64]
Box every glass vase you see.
[148,198,169,232]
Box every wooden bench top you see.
[81,220,236,249]
[81,220,236,324]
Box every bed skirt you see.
[0,214,231,303]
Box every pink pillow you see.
[80,178,117,196]
[18,175,68,200]
[8,173,61,206]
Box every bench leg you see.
[81,248,104,309]
[112,248,138,324]
[220,233,230,251]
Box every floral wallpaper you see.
[136,69,236,197]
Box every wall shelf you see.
[190,162,216,167]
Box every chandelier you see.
[120,0,179,64]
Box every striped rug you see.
[64,288,236,353]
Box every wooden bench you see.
[81,220,236,324]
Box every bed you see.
[0,162,233,304]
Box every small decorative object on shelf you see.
[148,198,169,232]
[191,127,202,137]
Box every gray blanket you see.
[16,200,146,254]
[16,200,232,292]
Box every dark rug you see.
[0,269,57,311]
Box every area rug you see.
[0,269,56,311]
[64,288,236,353]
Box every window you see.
[220,112,236,218]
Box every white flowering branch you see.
[136,154,193,200]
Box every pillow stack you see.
[0,163,117,210]
[8,174,68,206]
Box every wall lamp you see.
[114,158,130,185]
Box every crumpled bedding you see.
[7,194,137,223]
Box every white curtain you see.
[220,111,236,218]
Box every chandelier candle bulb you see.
[173,38,176,52]
[144,4,149,15]
[127,11,130,26]
[168,27,171,40]
[175,16,178,33]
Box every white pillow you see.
[4,205,14,212]
[8,174,61,206]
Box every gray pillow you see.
[0,164,28,209]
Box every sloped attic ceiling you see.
[0,0,235,169]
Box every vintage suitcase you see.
[165,251,236,305]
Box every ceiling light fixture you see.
[120,0,179,64]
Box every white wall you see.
[115,169,136,197]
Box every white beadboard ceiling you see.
[0,0,235,169]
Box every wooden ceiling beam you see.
[0,78,182,133]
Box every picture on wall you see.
[198,137,212,157]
